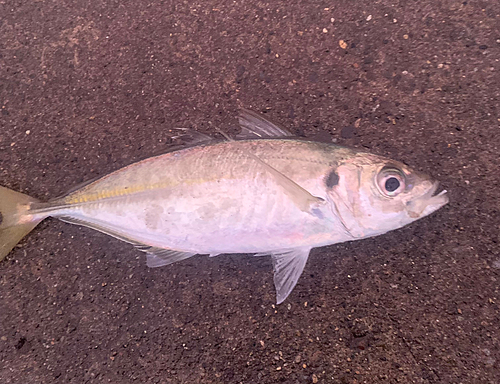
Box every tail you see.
[0,186,43,261]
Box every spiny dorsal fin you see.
[236,109,293,139]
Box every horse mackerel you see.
[0,110,448,303]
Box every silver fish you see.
[0,110,449,303]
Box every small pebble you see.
[312,373,319,383]
[366,15,372,21]
[339,40,347,49]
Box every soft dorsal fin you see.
[255,247,312,304]
[236,109,293,139]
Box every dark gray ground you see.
[0,1,499,383]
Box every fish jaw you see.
[407,182,449,219]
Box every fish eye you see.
[377,167,406,197]
[385,177,400,192]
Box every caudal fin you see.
[0,186,42,261]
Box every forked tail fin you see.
[0,186,43,261]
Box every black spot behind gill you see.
[325,169,339,188]
[0,211,3,226]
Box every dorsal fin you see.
[236,109,293,139]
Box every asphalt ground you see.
[0,1,499,383]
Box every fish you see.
[0,110,449,303]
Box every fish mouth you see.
[407,181,449,218]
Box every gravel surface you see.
[1,1,499,383]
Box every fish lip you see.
[408,181,449,218]
[425,181,449,205]
[428,186,449,209]
[427,181,448,202]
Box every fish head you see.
[326,153,449,238]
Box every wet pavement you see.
[1,0,499,383]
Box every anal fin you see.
[142,247,196,268]
[57,215,197,267]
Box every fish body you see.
[37,140,352,254]
[0,110,449,303]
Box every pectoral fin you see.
[219,109,324,214]
[189,109,324,214]
[262,248,312,304]
[247,152,325,214]
[237,111,324,213]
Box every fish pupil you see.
[385,177,400,192]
